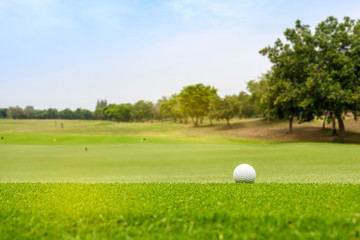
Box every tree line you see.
[0,106,93,120]
[0,82,263,124]
[94,83,263,125]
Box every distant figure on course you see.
[85,147,88,152]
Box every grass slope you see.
[1,118,360,143]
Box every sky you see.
[1,0,360,110]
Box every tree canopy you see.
[260,16,360,141]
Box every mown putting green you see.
[0,120,359,239]
[0,139,359,183]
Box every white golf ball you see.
[233,164,256,183]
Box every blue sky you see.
[1,0,360,110]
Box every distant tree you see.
[23,106,35,119]
[47,108,59,119]
[74,108,82,119]
[221,95,241,127]
[104,104,132,122]
[60,108,74,119]
[178,84,217,127]
[246,76,268,118]
[7,106,24,119]
[34,110,48,119]
[94,99,107,120]
[0,108,7,118]
[160,95,184,123]
[131,100,155,122]
[80,109,94,120]
[208,95,240,127]
[208,95,222,125]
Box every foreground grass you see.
[1,183,359,239]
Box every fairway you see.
[1,120,360,239]
[1,141,360,183]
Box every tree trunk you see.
[227,119,231,128]
[322,111,328,129]
[184,117,188,124]
[195,116,198,127]
[209,118,213,126]
[336,114,345,142]
[332,117,337,136]
[289,115,294,134]
[267,116,270,124]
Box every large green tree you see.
[260,20,315,133]
[261,16,360,140]
[178,84,217,127]
[307,17,360,141]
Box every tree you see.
[208,95,222,125]
[23,106,34,119]
[0,108,7,118]
[94,99,107,120]
[47,108,59,119]
[260,19,317,133]
[208,95,240,127]
[74,108,82,119]
[131,100,155,122]
[246,77,268,119]
[222,95,241,127]
[7,106,24,119]
[209,95,240,127]
[178,84,217,127]
[159,95,185,123]
[80,109,94,120]
[307,16,360,141]
[237,92,251,118]
[34,110,48,119]
[104,104,132,122]
[260,16,360,140]
[60,108,74,119]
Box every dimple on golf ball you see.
[233,164,256,183]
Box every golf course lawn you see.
[0,119,360,239]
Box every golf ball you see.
[233,164,256,183]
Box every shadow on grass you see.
[195,119,360,144]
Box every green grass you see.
[1,183,359,239]
[1,119,360,239]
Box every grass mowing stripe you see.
[0,134,266,145]
[1,143,360,183]
[0,183,359,239]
